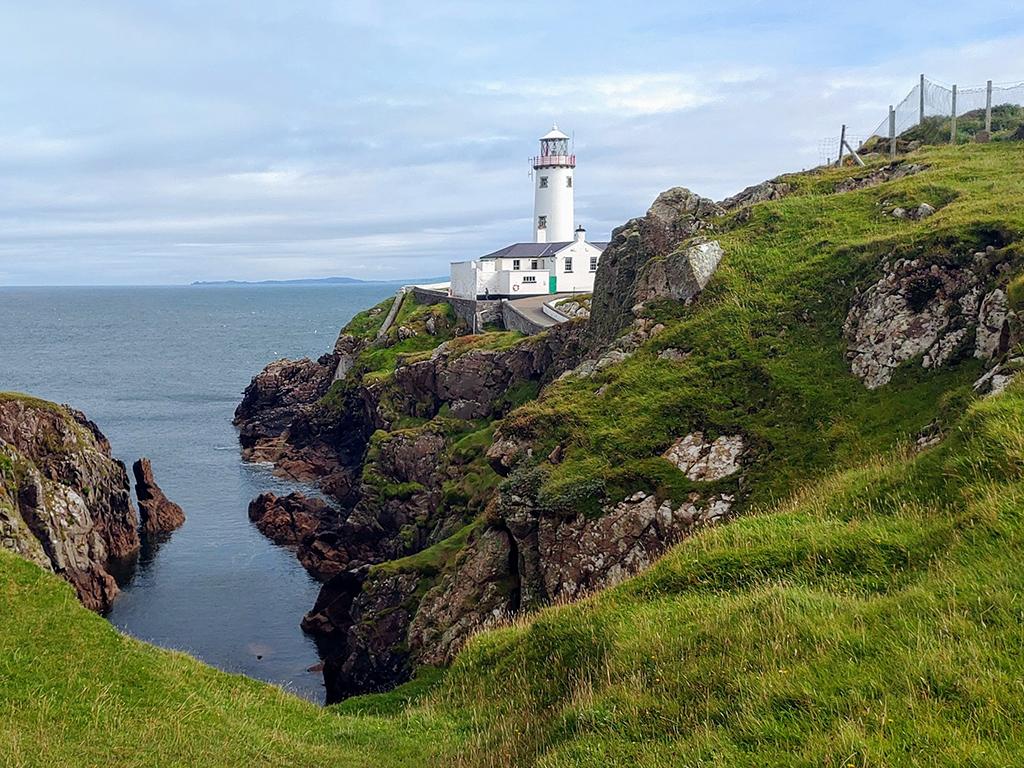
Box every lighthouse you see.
[448,125,607,301]
[532,125,575,243]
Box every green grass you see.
[4,380,1024,765]
[0,548,457,767]
[373,519,482,577]
[504,142,1023,516]
[340,297,396,340]
[3,142,1024,766]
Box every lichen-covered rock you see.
[845,250,1020,389]
[973,358,1023,397]
[0,396,139,612]
[833,162,927,193]
[662,433,744,481]
[586,188,724,351]
[719,178,793,210]
[133,458,185,534]
[844,259,978,388]
[658,348,691,362]
[318,568,421,703]
[975,289,1010,360]
[633,240,724,309]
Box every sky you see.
[1,1,1023,285]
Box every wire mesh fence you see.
[867,75,1024,138]
[818,134,865,166]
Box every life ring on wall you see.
[512,284,520,292]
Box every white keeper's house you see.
[450,125,607,300]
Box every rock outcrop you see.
[585,187,725,351]
[133,458,185,534]
[632,239,725,309]
[0,396,140,612]
[248,491,330,546]
[662,433,744,481]
[844,246,1018,388]
[833,161,926,193]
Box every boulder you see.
[662,433,744,481]
[247,491,327,545]
[585,188,724,351]
[633,240,724,308]
[718,178,793,210]
[133,458,185,535]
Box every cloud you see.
[475,71,763,115]
[1,3,1024,284]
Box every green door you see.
[548,275,557,294]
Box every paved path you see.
[504,293,575,329]
[376,288,408,339]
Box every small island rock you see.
[133,458,185,534]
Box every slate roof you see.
[479,241,609,260]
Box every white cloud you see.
[475,73,730,115]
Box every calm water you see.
[0,284,398,702]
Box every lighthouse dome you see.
[540,124,570,140]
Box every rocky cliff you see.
[236,185,752,700]
[239,149,1024,704]
[0,394,140,612]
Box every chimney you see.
[574,225,586,242]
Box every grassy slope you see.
[0,550,454,767]
[2,142,1024,766]
[512,141,1019,515]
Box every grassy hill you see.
[3,140,1024,766]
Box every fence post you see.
[950,84,957,144]
[837,125,846,166]
[889,105,896,160]
[985,80,993,133]
[919,73,925,124]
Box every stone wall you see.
[410,287,502,331]
[501,301,549,335]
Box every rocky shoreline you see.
[0,394,186,613]
[233,185,757,702]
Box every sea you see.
[0,283,400,703]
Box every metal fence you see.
[868,75,1024,138]
[822,74,1024,166]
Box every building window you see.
[530,259,540,270]
[564,257,573,273]
[512,259,520,271]
[589,256,599,272]
[522,275,537,284]
[566,176,573,188]
[539,176,549,188]
[537,215,547,230]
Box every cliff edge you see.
[0,394,140,612]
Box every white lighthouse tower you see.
[532,124,575,243]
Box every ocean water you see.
[0,284,398,703]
